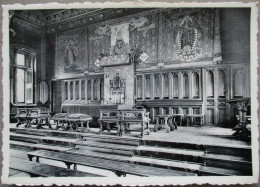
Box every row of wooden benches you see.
[10,149,196,177]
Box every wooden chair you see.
[15,108,28,128]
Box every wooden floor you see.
[10,122,250,146]
[8,122,252,177]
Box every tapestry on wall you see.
[55,28,88,79]
[159,8,222,64]
[88,12,158,70]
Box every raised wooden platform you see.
[9,126,252,177]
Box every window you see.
[14,50,36,104]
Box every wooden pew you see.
[15,108,28,127]
[98,110,121,135]
[27,108,53,129]
[27,150,195,177]
[10,157,103,177]
[121,109,150,137]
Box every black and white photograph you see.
[1,1,259,186]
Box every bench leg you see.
[99,122,103,134]
[86,121,90,132]
[114,171,126,177]
[28,155,33,161]
[47,118,53,130]
[73,164,77,171]
[80,122,85,133]
[36,156,39,163]
[29,173,39,177]
[55,121,59,130]
[65,162,72,169]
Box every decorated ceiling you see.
[11,8,152,34]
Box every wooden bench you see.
[52,113,70,130]
[66,113,93,132]
[27,150,195,177]
[15,108,28,127]
[121,109,150,137]
[98,109,121,135]
[186,114,204,127]
[15,108,52,129]
[10,157,103,177]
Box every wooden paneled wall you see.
[135,63,249,126]
[60,74,104,104]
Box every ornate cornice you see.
[14,10,43,27]
[13,8,153,34]
[41,8,99,25]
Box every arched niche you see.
[136,75,142,99]
[64,81,68,100]
[87,79,91,100]
[233,69,244,98]
[192,72,200,98]
[93,79,98,100]
[163,73,169,99]
[70,81,74,100]
[182,72,189,98]
[100,78,104,100]
[39,81,48,104]
[218,70,226,98]
[75,80,79,100]
[81,80,85,100]
[145,74,151,99]
[154,74,160,99]
[172,73,179,98]
[206,70,214,98]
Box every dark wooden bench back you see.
[99,109,121,120]
[121,109,150,122]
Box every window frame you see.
[12,46,37,105]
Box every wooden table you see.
[186,114,204,127]
[154,114,173,133]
